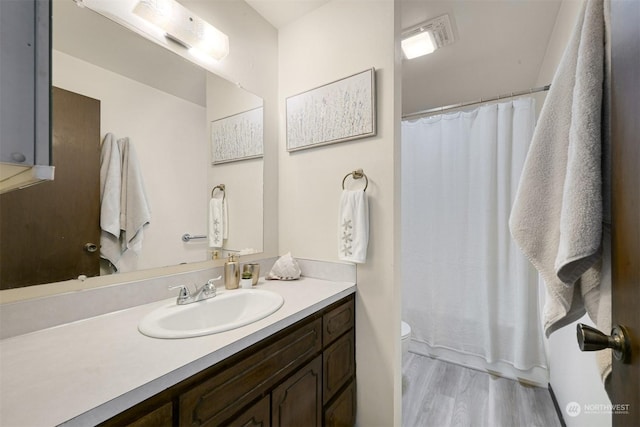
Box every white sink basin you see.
[138,289,284,339]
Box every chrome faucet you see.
[169,276,221,305]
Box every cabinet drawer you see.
[226,395,270,427]
[180,317,322,426]
[99,397,173,427]
[127,402,173,427]
[324,380,356,427]
[323,330,355,404]
[323,297,355,347]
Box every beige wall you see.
[277,0,401,424]
[535,0,584,87]
[535,1,612,426]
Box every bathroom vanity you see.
[0,277,356,426]
[102,294,355,426]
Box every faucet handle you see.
[207,275,222,288]
[201,276,221,296]
[169,285,191,299]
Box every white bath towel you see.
[338,190,369,264]
[509,0,606,340]
[594,224,612,382]
[99,133,123,267]
[208,196,227,248]
[118,137,151,255]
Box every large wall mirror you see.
[0,0,263,289]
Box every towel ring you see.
[342,169,368,192]
[211,184,225,200]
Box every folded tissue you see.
[266,252,301,280]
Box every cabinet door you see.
[323,330,355,404]
[0,0,50,167]
[324,380,356,427]
[227,395,270,427]
[272,356,322,427]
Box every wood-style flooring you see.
[402,352,563,427]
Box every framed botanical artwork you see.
[286,68,376,152]
[211,106,263,164]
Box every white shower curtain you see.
[401,98,548,384]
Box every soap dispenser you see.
[224,254,240,289]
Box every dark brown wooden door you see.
[272,356,322,427]
[0,87,100,289]
[609,0,640,425]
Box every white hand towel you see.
[509,0,606,339]
[118,137,151,255]
[223,197,229,240]
[338,190,369,264]
[99,133,123,267]
[208,197,225,248]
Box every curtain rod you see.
[402,84,551,120]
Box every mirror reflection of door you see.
[0,87,100,289]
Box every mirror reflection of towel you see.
[99,134,122,268]
[99,133,151,271]
[208,197,227,248]
[118,137,151,254]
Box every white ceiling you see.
[53,0,208,106]
[400,0,562,114]
[244,0,331,29]
[56,0,563,115]
[243,0,563,114]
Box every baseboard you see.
[548,383,567,427]
[408,342,548,387]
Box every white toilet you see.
[401,321,411,356]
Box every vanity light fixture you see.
[132,0,229,60]
[401,14,455,60]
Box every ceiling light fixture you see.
[401,31,436,59]
[133,0,229,61]
[401,14,455,60]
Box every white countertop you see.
[0,278,355,427]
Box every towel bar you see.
[182,233,206,242]
[342,169,369,191]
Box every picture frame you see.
[211,106,263,164]
[286,68,376,152]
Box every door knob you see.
[576,323,631,363]
[84,243,98,253]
